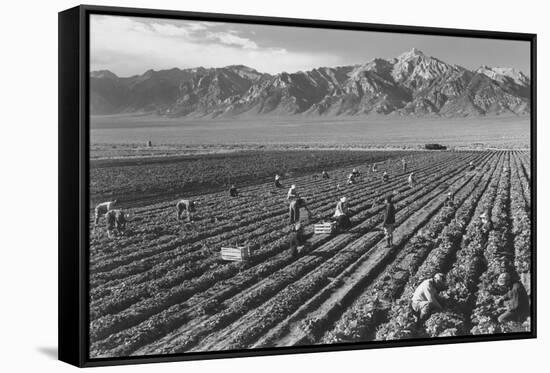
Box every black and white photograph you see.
[86,10,533,361]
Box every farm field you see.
[89,149,532,358]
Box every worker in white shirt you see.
[287,184,299,200]
[333,196,351,231]
[94,200,117,226]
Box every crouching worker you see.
[94,199,117,226]
[333,196,351,231]
[383,171,389,182]
[289,197,312,224]
[321,170,330,179]
[444,191,454,207]
[229,184,239,197]
[288,223,309,257]
[176,199,196,222]
[411,273,446,324]
[274,174,283,188]
[497,273,530,324]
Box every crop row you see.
[374,153,505,340]
[469,153,527,334]
[319,152,500,344]
[510,152,531,294]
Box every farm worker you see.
[402,158,407,172]
[347,173,356,185]
[372,163,378,172]
[382,194,396,247]
[229,184,239,197]
[287,184,300,200]
[408,172,416,188]
[445,191,454,207]
[288,223,308,257]
[176,199,196,222]
[104,210,117,238]
[382,171,389,182]
[321,170,330,179]
[411,273,447,323]
[333,196,351,231]
[289,198,312,224]
[496,273,530,324]
[275,174,283,188]
[114,209,127,234]
[469,161,475,171]
[352,168,360,177]
[94,200,117,226]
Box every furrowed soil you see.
[88,149,532,358]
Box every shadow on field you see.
[36,346,58,360]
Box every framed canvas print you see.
[58,4,536,367]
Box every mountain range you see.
[90,48,530,117]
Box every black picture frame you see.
[59,4,537,367]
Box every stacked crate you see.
[220,246,252,262]
[314,222,337,234]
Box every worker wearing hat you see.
[497,273,530,324]
[287,184,299,200]
[411,273,447,323]
[333,196,351,231]
[445,191,454,207]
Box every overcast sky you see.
[90,15,530,77]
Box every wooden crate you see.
[221,246,251,262]
[314,222,336,234]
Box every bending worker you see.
[104,209,126,238]
[289,197,312,224]
[408,172,416,188]
[275,174,283,188]
[411,273,447,323]
[333,196,351,231]
[94,199,117,226]
[229,184,239,197]
[497,273,530,324]
[176,199,196,222]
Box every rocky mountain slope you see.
[90,48,530,117]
